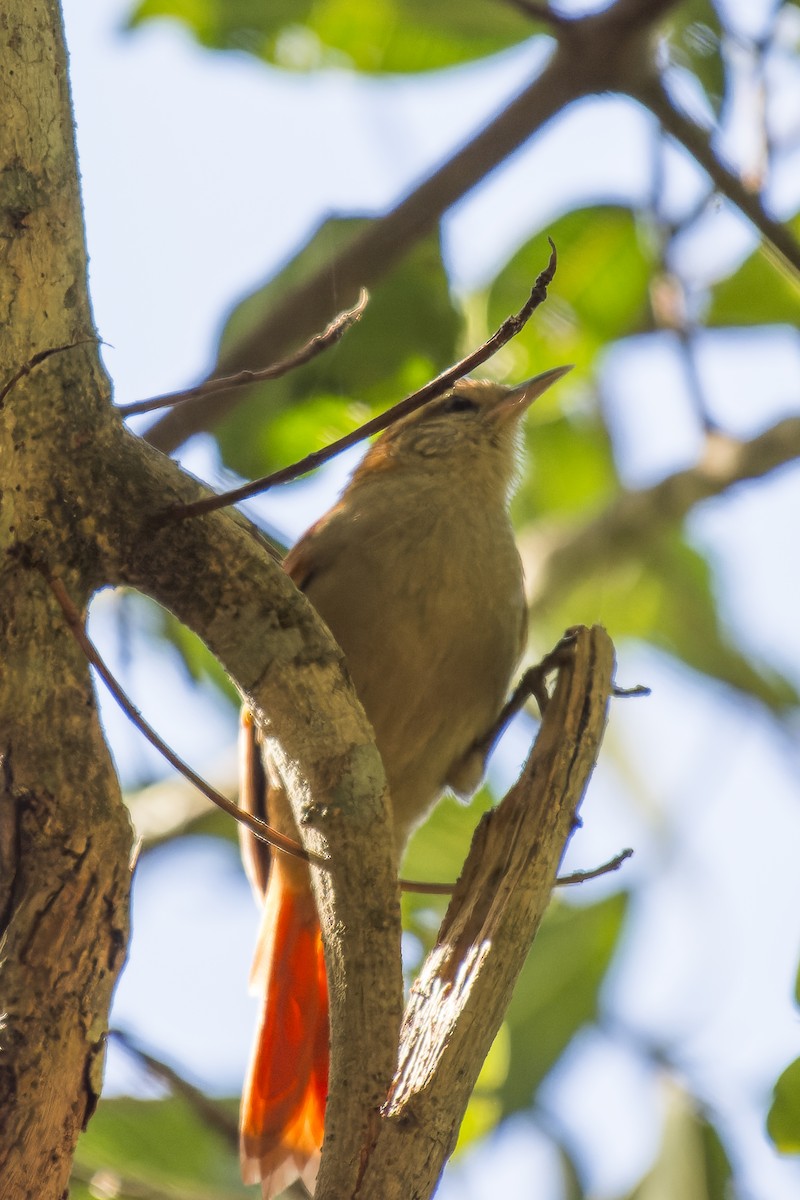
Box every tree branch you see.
[47,574,321,864]
[555,846,633,886]
[527,417,800,619]
[634,73,800,280]
[142,0,690,453]
[355,626,615,1197]
[109,1029,239,1149]
[87,426,404,1200]
[0,2,132,1193]
[500,0,572,30]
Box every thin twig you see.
[161,243,558,524]
[0,338,98,405]
[612,682,651,699]
[401,847,634,896]
[109,1029,238,1149]
[554,847,633,886]
[119,290,369,418]
[45,574,323,866]
[399,878,456,896]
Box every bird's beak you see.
[491,364,573,423]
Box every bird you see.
[237,366,571,1198]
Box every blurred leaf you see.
[526,526,800,713]
[401,787,493,897]
[515,408,619,523]
[400,788,495,953]
[65,1180,94,1200]
[646,534,799,711]
[127,0,540,73]
[485,207,655,389]
[706,214,800,326]
[74,1095,246,1198]
[454,1023,510,1154]
[768,1056,800,1153]
[626,1087,733,1198]
[158,609,240,706]
[501,892,628,1114]
[664,0,727,116]
[215,218,460,478]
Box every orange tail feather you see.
[240,860,329,1198]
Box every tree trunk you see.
[0,3,132,1194]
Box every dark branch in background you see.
[529,415,800,617]
[140,0,799,453]
[45,574,323,866]
[634,73,800,280]
[678,330,720,435]
[141,0,716,454]
[109,1029,238,1150]
[118,290,368,418]
[143,39,582,450]
[162,245,558,523]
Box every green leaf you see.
[526,525,800,714]
[214,218,460,479]
[485,207,655,389]
[454,1023,510,1153]
[399,788,495,954]
[501,892,628,1114]
[74,1095,246,1198]
[768,1056,800,1154]
[401,787,493,898]
[646,534,799,711]
[626,1091,734,1198]
[65,1180,95,1200]
[514,408,619,523]
[557,1139,586,1200]
[403,802,627,1128]
[706,213,800,326]
[158,609,241,706]
[127,0,540,73]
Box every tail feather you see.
[241,859,329,1198]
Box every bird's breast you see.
[303,493,526,850]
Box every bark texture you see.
[0,3,132,1195]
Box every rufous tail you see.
[240,858,329,1198]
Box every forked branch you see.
[320,625,616,1199]
[45,575,321,865]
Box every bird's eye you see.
[444,393,478,414]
